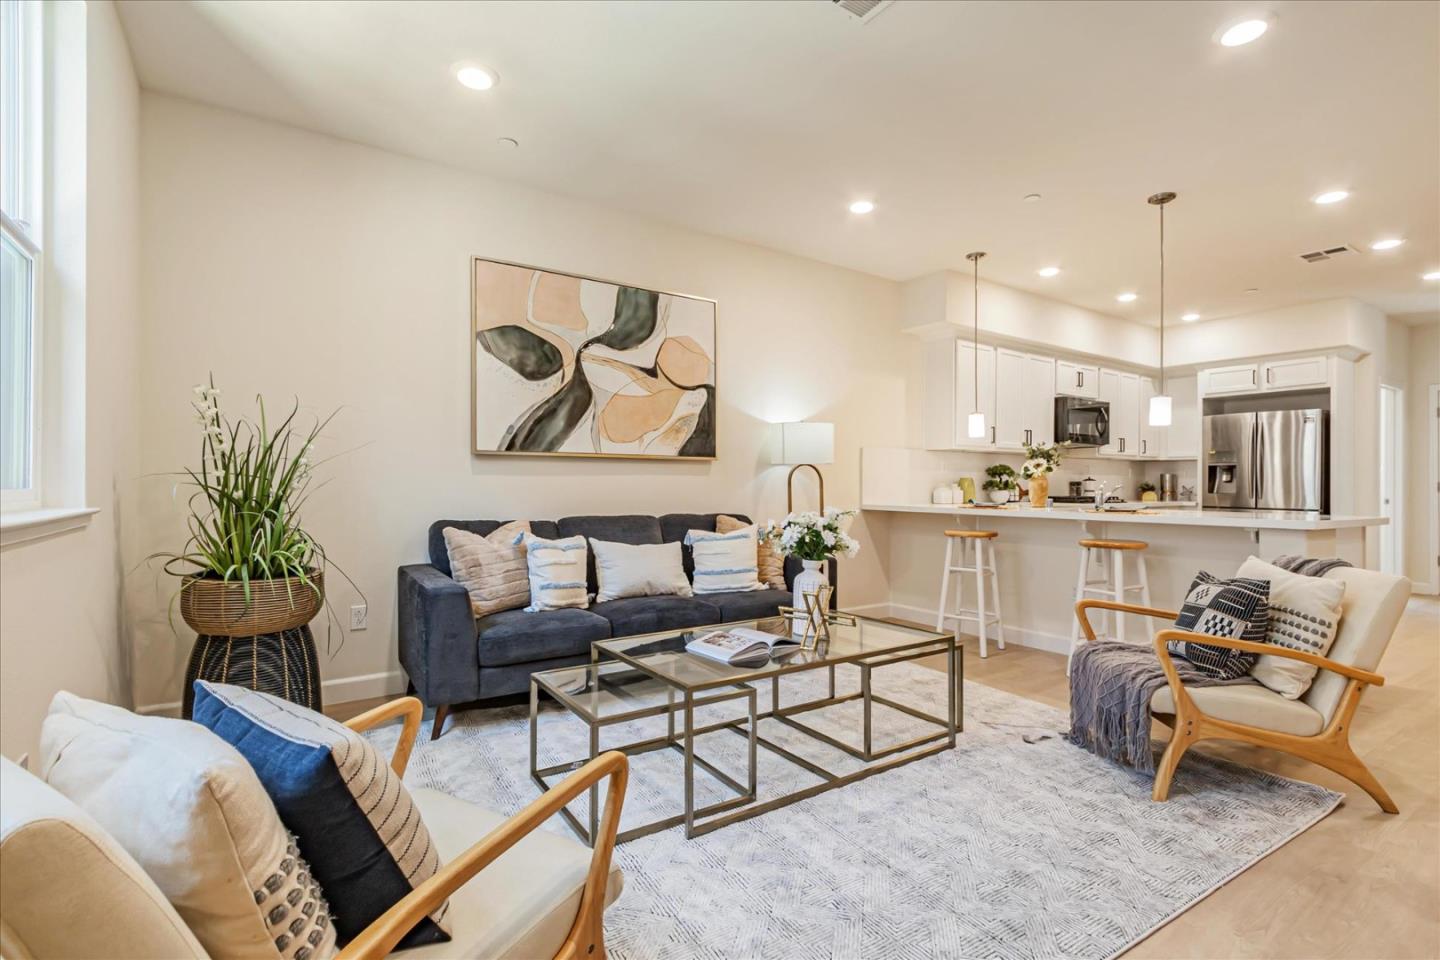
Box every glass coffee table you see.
[529,613,957,844]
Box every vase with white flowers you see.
[1020,441,1063,507]
[760,509,861,630]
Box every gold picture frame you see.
[470,257,717,461]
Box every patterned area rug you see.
[366,663,1341,960]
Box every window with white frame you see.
[1,0,42,510]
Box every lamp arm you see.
[786,463,825,513]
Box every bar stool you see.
[1066,538,1151,674]
[935,529,1006,658]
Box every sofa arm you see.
[397,564,480,708]
[783,557,839,610]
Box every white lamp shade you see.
[1148,394,1173,427]
[772,421,835,465]
[967,411,987,439]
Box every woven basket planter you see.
[179,572,324,637]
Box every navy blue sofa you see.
[398,513,838,738]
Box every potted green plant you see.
[152,379,355,715]
[982,464,1018,503]
[1137,481,1159,503]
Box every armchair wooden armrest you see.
[1151,630,1385,687]
[344,696,424,776]
[336,750,629,960]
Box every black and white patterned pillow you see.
[1166,572,1270,679]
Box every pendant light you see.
[965,251,988,439]
[1147,192,1176,427]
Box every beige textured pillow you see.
[39,693,337,960]
[444,520,531,617]
[719,515,785,589]
[1237,555,1346,699]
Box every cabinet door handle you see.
[1024,428,1031,445]
[991,426,997,443]
[1120,438,1126,453]
[1142,439,1147,454]
[1251,369,1258,386]
[1266,367,1273,385]
[1077,370,1084,388]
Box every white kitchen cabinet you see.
[1022,353,1056,448]
[1201,363,1260,396]
[954,341,997,447]
[1097,369,1121,455]
[1138,377,1163,459]
[1098,368,1140,457]
[1164,374,1200,458]
[1261,355,1329,391]
[1055,360,1100,399]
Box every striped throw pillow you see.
[686,526,766,595]
[192,682,451,950]
[518,533,591,611]
[717,514,786,589]
[443,520,530,617]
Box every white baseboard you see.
[137,669,408,716]
[858,601,1074,656]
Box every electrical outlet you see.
[349,604,368,631]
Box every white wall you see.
[132,94,909,711]
[0,0,142,758]
[1406,322,1440,590]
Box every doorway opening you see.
[1378,384,1404,576]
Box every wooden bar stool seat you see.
[1078,538,1147,551]
[1067,538,1152,674]
[935,528,1006,658]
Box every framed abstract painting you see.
[471,258,717,460]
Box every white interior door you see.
[1378,385,1403,575]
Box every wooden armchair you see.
[1074,565,1410,813]
[338,697,629,959]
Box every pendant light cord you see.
[1158,201,1165,395]
[973,256,980,412]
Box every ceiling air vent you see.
[1298,244,1359,263]
[831,0,894,23]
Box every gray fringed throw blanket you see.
[1066,554,1351,773]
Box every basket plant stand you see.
[179,574,324,718]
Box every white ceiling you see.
[116,0,1440,325]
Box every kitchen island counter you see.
[862,502,1388,531]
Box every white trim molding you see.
[0,505,96,547]
[137,669,409,717]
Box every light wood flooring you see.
[330,596,1440,959]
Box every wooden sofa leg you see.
[430,704,451,741]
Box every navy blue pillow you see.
[192,682,451,949]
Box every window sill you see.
[0,506,100,548]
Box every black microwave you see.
[1054,396,1110,447]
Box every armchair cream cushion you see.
[402,787,624,960]
[0,756,208,960]
[1151,684,1325,737]
[1302,567,1411,723]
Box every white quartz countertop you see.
[862,502,1388,531]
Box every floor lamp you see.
[774,421,835,512]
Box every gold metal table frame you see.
[529,618,960,845]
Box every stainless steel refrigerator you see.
[1202,409,1328,511]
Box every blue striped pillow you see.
[192,682,451,950]
[516,533,591,611]
[685,526,766,595]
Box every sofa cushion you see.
[1302,567,1410,724]
[659,513,750,577]
[520,534,591,612]
[592,539,692,602]
[1,756,209,960]
[701,588,793,623]
[430,520,559,577]
[193,682,450,951]
[1152,683,1324,737]
[39,692,337,960]
[403,787,624,960]
[476,607,612,666]
[686,526,767,595]
[444,521,532,617]
[590,596,722,636]
[557,515,663,594]
[719,514,785,589]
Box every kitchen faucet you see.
[1094,481,1120,510]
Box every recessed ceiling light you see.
[1371,238,1405,251]
[849,199,875,215]
[1312,190,1349,205]
[1182,312,1201,322]
[456,65,497,91]
[1022,193,1042,203]
[1424,270,1440,281]
[1116,292,1138,303]
[1037,266,1061,278]
[496,137,518,149]
[1218,18,1269,47]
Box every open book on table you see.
[686,627,800,664]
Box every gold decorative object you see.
[778,584,858,649]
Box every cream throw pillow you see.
[686,525,766,595]
[1237,555,1347,699]
[39,693,337,960]
[592,539,692,602]
[718,514,786,589]
[444,521,531,617]
[520,533,591,611]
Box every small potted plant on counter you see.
[982,464,1018,503]
[1137,481,1159,502]
[1021,442,1063,507]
